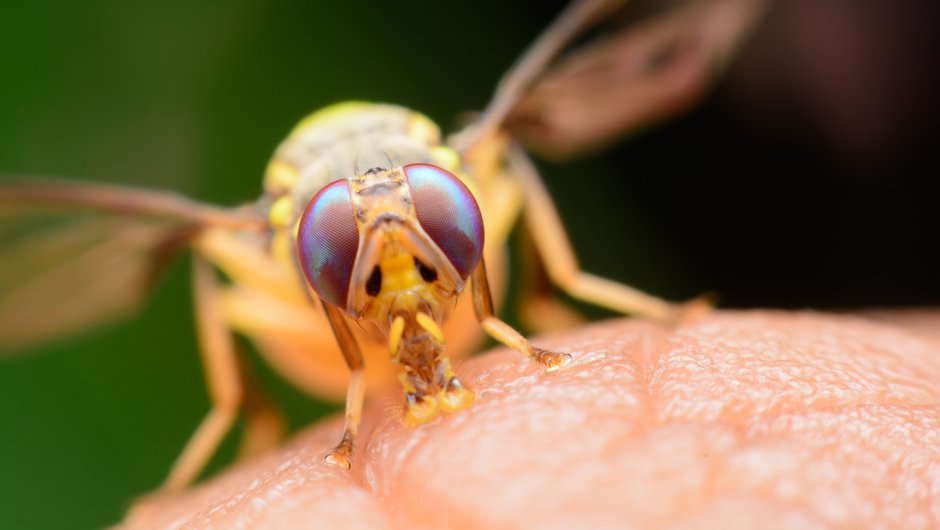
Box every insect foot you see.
[670,294,717,323]
[532,348,572,372]
[324,433,354,470]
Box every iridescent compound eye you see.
[297,180,360,308]
[404,163,484,279]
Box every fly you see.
[0,0,767,493]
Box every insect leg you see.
[320,301,366,470]
[471,256,571,370]
[516,229,588,334]
[162,254,244,492]
[508,144,695,321]
[235,347,287,460]
[462,133,584,333]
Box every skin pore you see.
[119,310,940,529]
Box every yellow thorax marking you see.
[268,195,293,228]
[263,160,299,194]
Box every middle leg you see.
[507,143,702,321]
[320,301,366,469]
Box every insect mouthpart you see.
[352,221,454,330]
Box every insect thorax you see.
[261,101,463,275]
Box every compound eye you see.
[297,180,360,308]
[404,163,484,279]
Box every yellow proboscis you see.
[403,396,439,426]
[437,385,474,413]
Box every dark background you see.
[0,1,936,528]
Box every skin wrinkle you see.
[634,320,668,428]
[654,314,940,425]
[117,310,940,530]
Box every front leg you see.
[320,302,366,469]
[471,256,571,371]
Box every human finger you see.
[118,310,940,529]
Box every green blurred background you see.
[1,1,937,528]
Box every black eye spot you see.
[415,257,437,282]
[366,266,382,296]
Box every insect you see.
[0,0,766,497]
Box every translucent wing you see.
[456,0,771,159]
[0,179,262,354]
[507,0,771,159]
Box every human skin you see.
[118,310,940,529]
